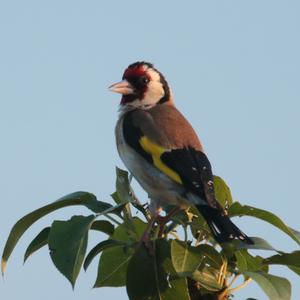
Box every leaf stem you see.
[227,277,252,294]
[103,213,122,226]
[129,188,152,221]
[169,231,181,240]
[153,223,160,240]
[221,259,227,286]
[183,224,188,242]
[227,274,240,289]
[217,258,227,286]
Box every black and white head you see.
[109,62,172,109]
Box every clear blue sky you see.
[1,1,299,299]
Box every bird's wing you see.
[122,109,222,210]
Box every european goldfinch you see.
[110,61,253,244]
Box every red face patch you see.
[120,65,151,105]
[123,65,149,80]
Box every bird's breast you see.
[115,116,188,208]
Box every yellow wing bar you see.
[139,136,182,184]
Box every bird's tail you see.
[197,205,254,244]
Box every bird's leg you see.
[156,207,181,237]
[140,213,158,255]
[140,207,180,254]
[141,217,155,243]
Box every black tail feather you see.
[197,205,254,244]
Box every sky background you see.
[1,1,299,299]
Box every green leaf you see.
[83,240,127,271]
[188,206,211,241]
[99,202,128,216]
[126,239,190,300]
[235,249,263,272]
[80,196,112,213]
[196,244,223,268]
[264,251,300,277]
[171,241,223,292]
[289,227,300,239]
[115,167,134,221]
[116,167,132,203]
[244,271,291,300]
[222,237,278,263]
[171,240,203,276]
[229,202,300,245]
[234,237,278,252]
[1,191,108,274]
[191,267,223,292]
[94,244,133,287]
[171,240,222,277]
[91,220,114,235]
[288,265,300,276]
[264,251,300,267]
[93,218,147,287]
[24,227,50,263]
[48,215,96,288]
[213,175,233,208]
[111,191,121,204]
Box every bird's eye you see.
[140,76,149,84]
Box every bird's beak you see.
[108,80,134,95]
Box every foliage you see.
[2,167,300,300]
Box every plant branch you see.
[217,259,227,286]
[227,274,240,289]
[227,278,253,294]
[129,188,152,221]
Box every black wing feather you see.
[161,148,253,244]
[161,148,220,209]
[123,111,153,164]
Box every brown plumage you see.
[145,104,204,151]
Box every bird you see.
[110,61,253,244]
